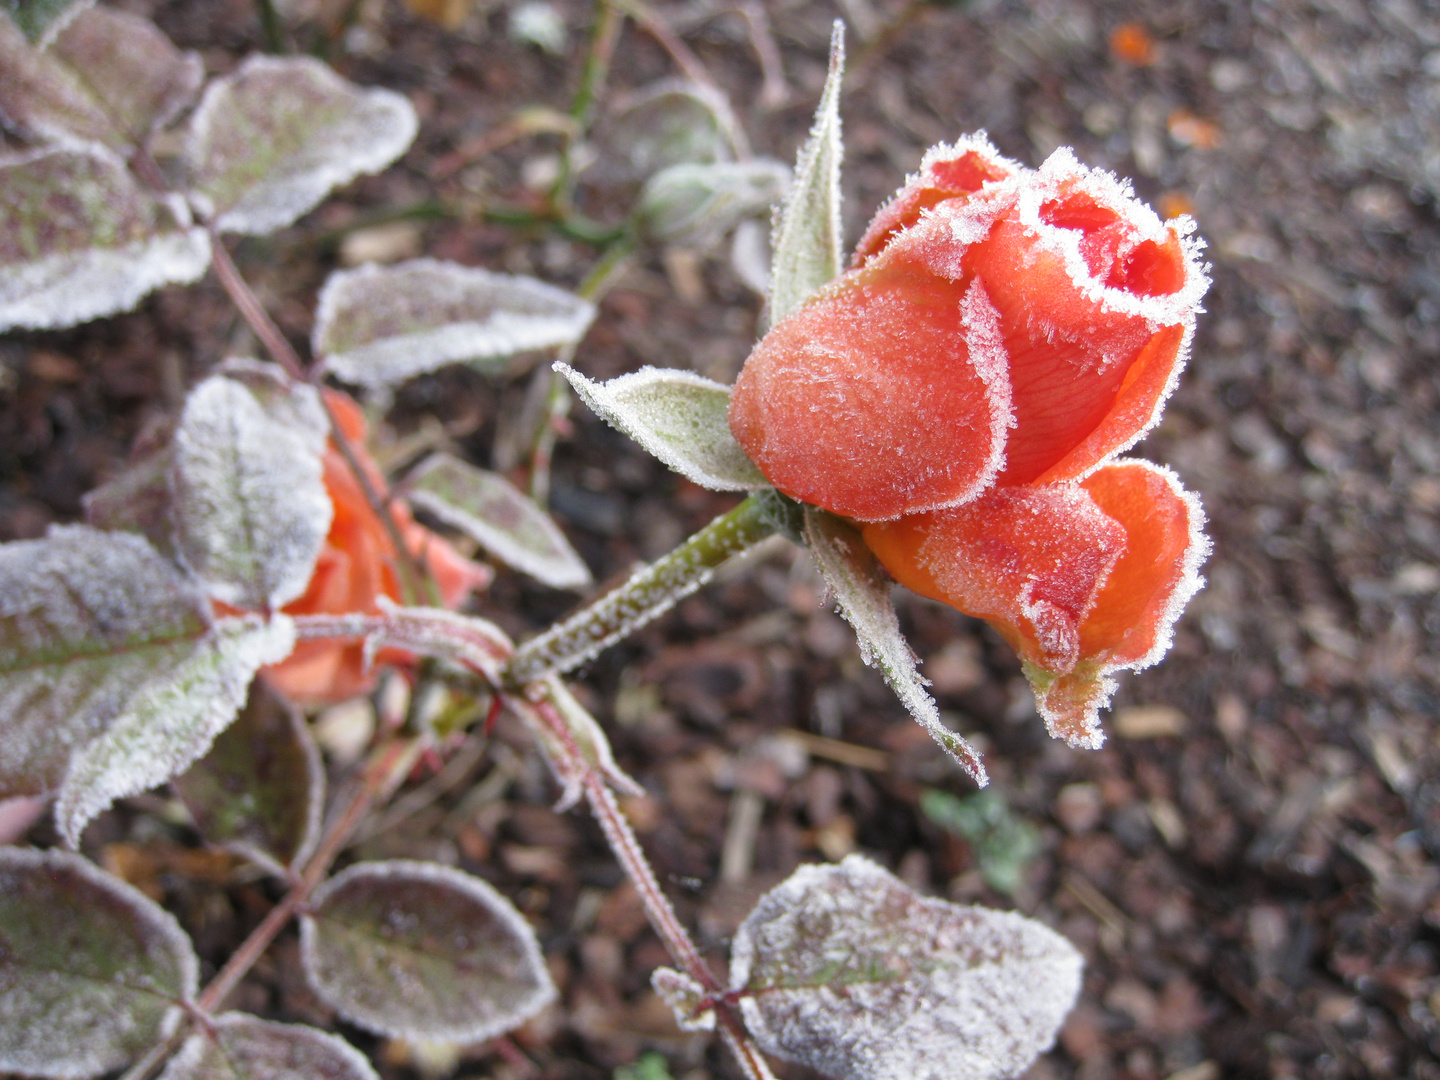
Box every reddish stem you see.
[522,694,775,1080]
[206,229,309,384]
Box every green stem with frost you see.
[504,490,792,686]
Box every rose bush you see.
[729,135,1210,745]
[260,391,492,702]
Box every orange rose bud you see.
[729,139,1208,522]
[863,461,1207,748]
[262,391,492,703]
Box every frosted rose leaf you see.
[730,855,1082,1080]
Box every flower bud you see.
[729,135,1211,743]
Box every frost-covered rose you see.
[728,136,1211,744]
[263,392,491,702]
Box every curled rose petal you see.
[851,134,1020,264]
[863,461,1207,748]
[262,392,492,703]
[955,149,1207,485]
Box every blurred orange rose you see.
[261,391,491,702]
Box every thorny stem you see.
[504,491,783,686]
[524,694,775,1080]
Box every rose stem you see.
[504,491,783,686]
[526,695,775,1080]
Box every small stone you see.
[1113,704,1187,739]
[338,220,424,266]
[1055,783,1104,835]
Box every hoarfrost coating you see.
[729,856,1082,1080]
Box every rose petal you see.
[962,151,1206,485]
[852,134,1020,264]
[1029,461,1208,746]
[730,268,1011,522]
[1074,460,1208,666]
[861,483,1127,675]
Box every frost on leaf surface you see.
[637,159,790,247]
[0,847,199,1079]
[0,0,92,44]
[652,967,715,1032]
[767,20,844,328]
[314,259,596,388]
[300,860,556,1042]
[56,614,296,848]
[172,373,331,611]
[159,1013,379,1080]
[557,363,769,492]
[183,55,417,236]
[0,7,202,151]
[407,453,590,589]
[0,525,209,799]
[731,855,1082,1080]
[172,679,324,874]
[0,145,209,332]
[803,508,987,785]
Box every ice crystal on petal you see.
[803,508,987,785]
[56,614,297,847]
[0,146,210,332]
[172,373,331,611]
[558,363,769,492]
[730,855,1082,1080]
[315,259,596,388]
[160,1013,379,1080]
[0,847,199,1079]
[300,860,556,1043]
[183,55,417,236]
[1105,461,1210,675]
